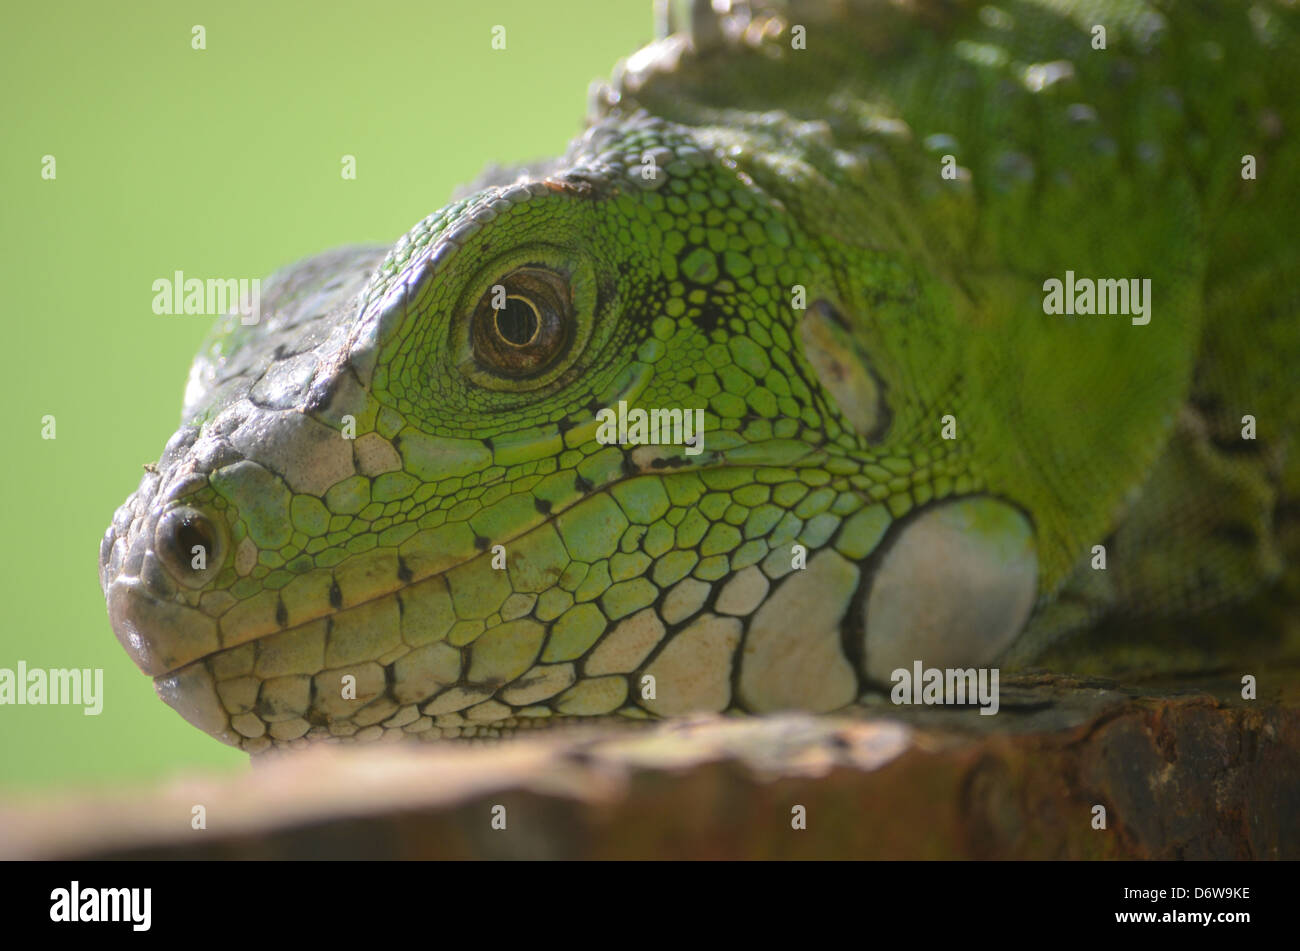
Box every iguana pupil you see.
[496,298,540,347]
[175,519,211,564]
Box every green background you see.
[0,0,649,792]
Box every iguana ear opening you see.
[798,299,891,443]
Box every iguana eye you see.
[471,267,572,378]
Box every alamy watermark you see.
[0,661,103,715]
[50,882,150,931]
[595,400,705,456]
[1042,270,1151,326]
[890,661,1000,715]
[152,270,260,325]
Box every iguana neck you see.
[597,0,1295,589]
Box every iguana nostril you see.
[154,506,224,588]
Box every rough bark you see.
[2,671,1296,859]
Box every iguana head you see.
[102,48,1041,751]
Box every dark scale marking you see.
[575,473,594,493]
[840,537,877,696]
[649,455,691,469]
[1277,500,1300,525]
[397,556,413,583]
[275,597,288,628]
[306,684,330,728]
[691,300,727,334]
[814,298,852,331]
[1211,523,1260,549]
[474,534,490,551]
[329,581,343,610]
[1054,587,1100,611]
[304,368,348,416]
[253,678,273,720]
[864,375,893,444]
[1213,432,1268,456]
[535,498,553,515]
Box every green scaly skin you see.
[101,0,1300,751]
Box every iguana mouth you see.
[106,539,507,749]
[103,502,520,681]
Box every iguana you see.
[100,0,1300,751]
